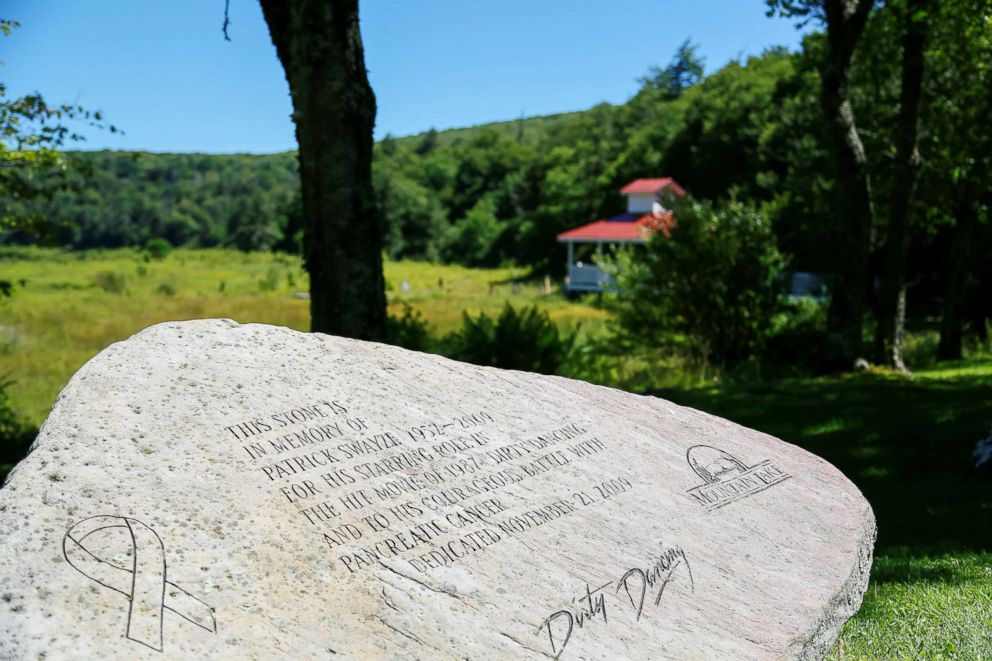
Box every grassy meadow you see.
[1,247,990,658]
[0,247,607,426]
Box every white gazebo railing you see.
[566,261,613,293]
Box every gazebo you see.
[556,178,685,293]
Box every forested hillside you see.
[12,151,301,251]
[6,24,990,309]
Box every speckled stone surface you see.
[0,319,874,660]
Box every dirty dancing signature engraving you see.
[536,544,693,659]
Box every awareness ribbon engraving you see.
[63,515,216,652]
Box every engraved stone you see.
[0,319,875,659]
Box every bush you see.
[144,237,172,260]
[443,303,576,374]
[386,304,433,353]
[258,266,280,292]
[557,334,625,386]
[93,271,126,294]
[156,282,177,296]
[438,196,506,267]
[614,199,785,367]
[761,298,848,375]
[0,379,36,483]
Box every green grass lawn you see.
[2,247,990,657]
[0,247,607,426]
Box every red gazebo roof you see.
[556,212,675,243]
[619,178,686,196]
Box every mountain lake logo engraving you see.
[685,445,790,511]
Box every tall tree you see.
[0,20,115,243]
[873,0,928,371]
[937,183,979,360]
[931,0,992,359]
[769,0,875,361]
[639,39,705,101]
[259,0,386,340]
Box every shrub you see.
[386,304,433,353]
[93,271,126,294]
[614,199,785,367]
[438,196,506,267]
[144,237,172,260]
[258,266,280,292]
[761,298,848,375]
[0,378,36,483]
[557,334,624,386]
[156,282,177,296]
[443,303,576,374]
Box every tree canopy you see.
[4,7,991,357]
[0,20,117,243]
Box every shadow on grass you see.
[653,361,992,557]
[867,550,992,585]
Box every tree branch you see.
[222,0,232,41]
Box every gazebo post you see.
[566,241,574,272]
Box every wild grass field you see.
[0,247,607,426]
[1,247,990,658]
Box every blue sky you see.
[2,1,807,153]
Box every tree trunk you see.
[937,191,975,360]
[873,0,928,371]
[820,0,875,362]
[972,309,989,343]
[260,0,386,340]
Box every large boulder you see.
[0,320,874,659]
